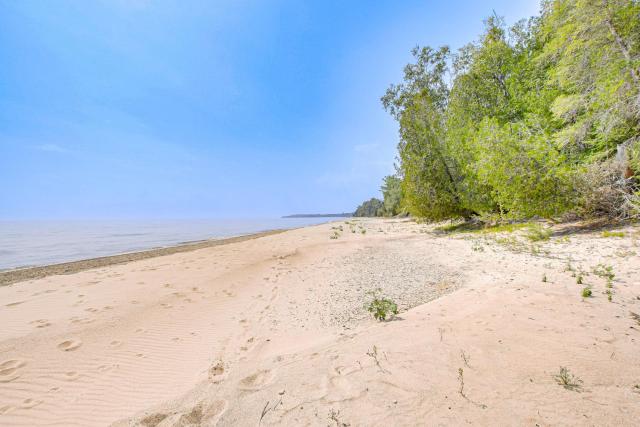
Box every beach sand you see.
[0,218,639,426]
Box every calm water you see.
[0,218,338,270]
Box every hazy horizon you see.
[1,0,538,219]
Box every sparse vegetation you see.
[525,225,552,242]
[366,345,388,373]
[554,366,582,391]
[471,240,485,252]
[602,231,626,238]
[460,350,471,368]
[581,287,592,298]
[542,273,547,283]
[592,264,615,282]
[366,290,398,321]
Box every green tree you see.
[380,175,403,216]
[354,198,384,217]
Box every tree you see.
[380,175,403,216]
[354,198,384,217]
[381,1,640,220]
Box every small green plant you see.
[471,240,485,252]
[576,274,583,284]
[592,264,615,282]
[366,290,398,321]
[602,230,625,238]
[542,273,547,283]
[581,287,592,298]
[606,289,612,302]
[360,228,366,234]
[525,224,552,242]
[330,231,340,240]
[554,366,582,391]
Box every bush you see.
[525,224,552,242]
[581,287,592,298]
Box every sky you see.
[0,0,540,219]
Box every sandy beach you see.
[1,218,639,426]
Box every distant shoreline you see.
[0,229,287,287]
[282,213,353,218]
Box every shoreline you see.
[0,229,286,287]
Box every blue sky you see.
[0,0,539,219]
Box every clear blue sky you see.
[0,0,539,219]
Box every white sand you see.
[0,218,639,426]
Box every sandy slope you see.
[0,219,639,426]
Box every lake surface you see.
[0,218,339,270]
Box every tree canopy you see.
[354,198,384,217]
[378,0,639,221]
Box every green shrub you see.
[602,231,625,238]
[525,225,552,242]
[581,287,592,298]
[592,264,615,281]
[366,291,398,321]
[554,366,582,391]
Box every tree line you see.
[355,0,639,220]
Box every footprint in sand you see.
[109,340,122,348]
[239,369,275,391]
[0,359,26,383]
[0,405,15,415]
[64,371,80,381]
[70,316,95,325]
[209,360,226,383]
[139,412,169,426]
[176,400,228,426]
[20,398,43,409]
[58,339,82,352]
[31,319,52,328]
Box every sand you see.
[0,218,639,426]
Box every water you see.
[0,218,339,270]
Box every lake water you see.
[0,218,339,270]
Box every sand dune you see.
[0,219,639,426]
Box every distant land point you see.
[282,213,353,218]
